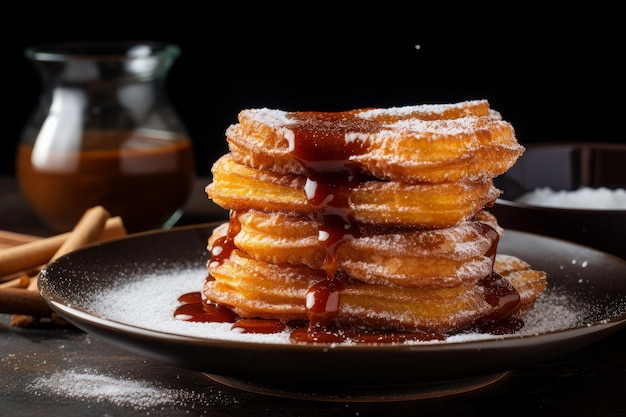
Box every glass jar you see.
[16,41,196,233]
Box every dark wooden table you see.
[1,175,624,416]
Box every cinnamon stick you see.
[49,205,111,263]
[9,206,113,327]
[0,230,40,248]
[0,267,41,284]
[0,274,31,289]
[0,215,126,278]
[0,288,53,317]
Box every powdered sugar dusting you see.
[357,99,489,120]
[83,266,593,345]
[520,287,587,334]
[85,267,292,344]
[245,107,290,129]
[386,117,493,137]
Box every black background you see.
[3,6,624,176]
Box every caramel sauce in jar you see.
[16,129,195,232]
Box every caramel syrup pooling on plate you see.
[176,110,523,343]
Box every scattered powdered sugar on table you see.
[516,186,626,209]
[26,368,236,410]
[84,266,590,344]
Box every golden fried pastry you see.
[226,99,524,183]
[206,154,501,228]
[209,210,503,288]
[204,249,546,334]
[200,100,547,341]
[493,254,548,317]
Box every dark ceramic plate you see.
[38,223,626,401]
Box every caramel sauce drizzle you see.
[177,110,523,343]
[208,210,241,267]
[287,111,376,327]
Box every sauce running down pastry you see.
[193,100,547,343]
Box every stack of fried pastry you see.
[204,99,547,339]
